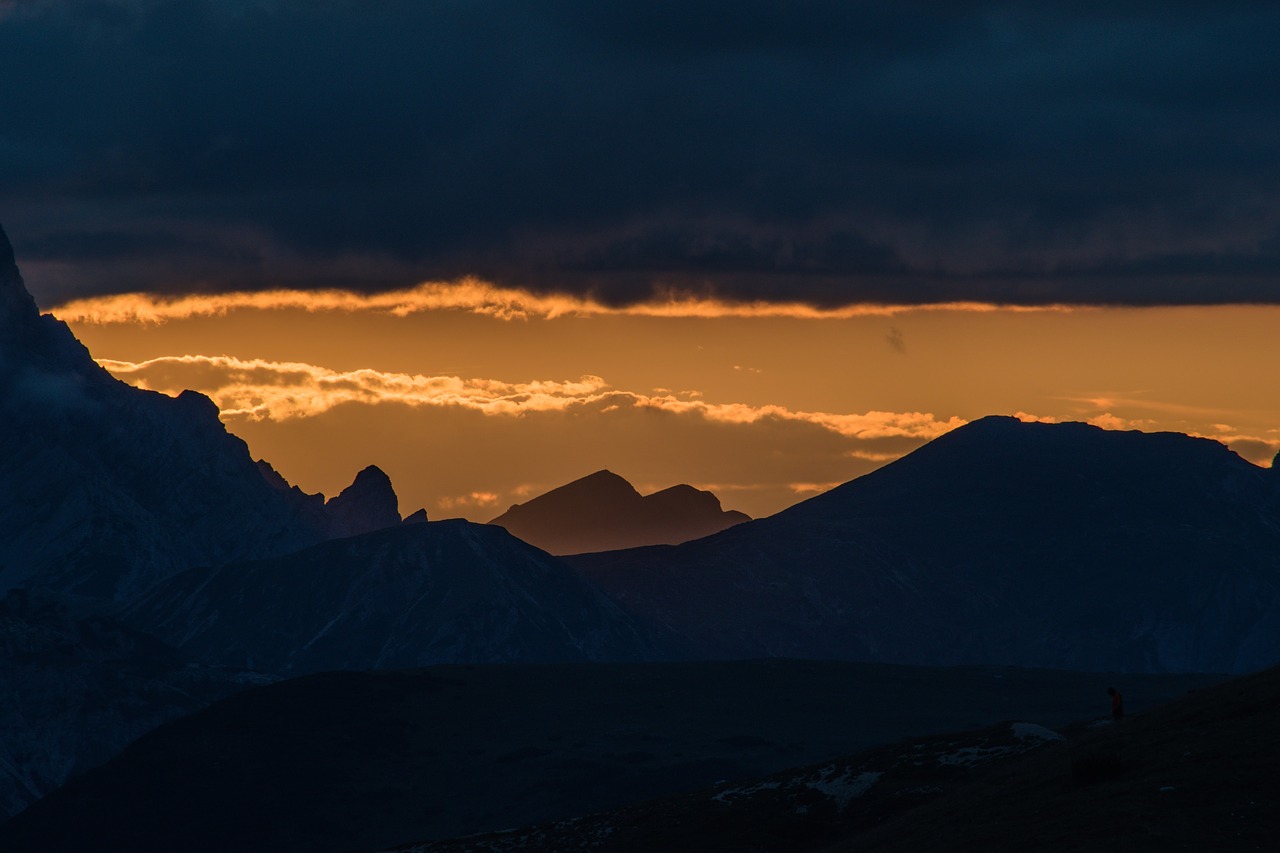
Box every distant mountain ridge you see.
[572,416,1280,673]
[125,520,672,674]
[489,469,749,555]
[0,224,403,600]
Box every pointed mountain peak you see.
[325,465,401,538]
[570,469,640,495]
[0,223,41,335]
[256,459,292,492]
[351,464,393,489]
[497,469,642,517]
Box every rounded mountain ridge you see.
[490,470,749,555]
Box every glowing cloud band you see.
[96,354,967,443]
[56,281,1082,324]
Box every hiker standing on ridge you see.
[1108,686,1124,722]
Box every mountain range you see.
[3,217,1280,847]
[6,212,1280,679]
[572,416,1280,673]
[489,469,750,555]
[0,226,404,601]
[124,520,670,674]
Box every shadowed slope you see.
[389,666,1276,853]
[0,591,268,822]
[490,470,749,555]
[125,520,670,674]
[843,665,1280,852]
[573,417,1280,673]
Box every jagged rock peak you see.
[348,464,394,493]
[174,389,222,420]
[0,223,41,333]
[325,465,401,538]
[256,459,292,492]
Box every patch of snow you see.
[805,768,882,810]
[936,745,1013,766]
[1011,722,1064,742]
[713,780,782,803]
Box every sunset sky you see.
[4,2,1279,519]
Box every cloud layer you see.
[100,353,963,448]
[4,2,1280,305]
[96,353,1276,520]
[54,281,1078,324]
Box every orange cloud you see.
[55,281,1083,324]
[436,492,502,511]
[95,354,965,443]
[97,355,611,419]
[788,481,844,495]
[1056,393,1240,419]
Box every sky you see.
[4,2,1279,519]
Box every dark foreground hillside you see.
[389,666,1279,853]
[0,661,1221,853]
[845,664,1280,852]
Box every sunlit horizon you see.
[55,294,1280,522]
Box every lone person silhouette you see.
[1108,686,1124,722]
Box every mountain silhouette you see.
[0,224,399,600]
[572,416,1280,673]
[124,520,671,674]
[489,469,749,555]
[323,464,402,537]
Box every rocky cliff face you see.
[324,465,401,538]
[574,417,1280,674]
[0,224,400,600]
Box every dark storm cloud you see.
[3,1,1280,305]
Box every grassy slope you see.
[391,667,1279,853]
[841,665,1280,852]
[0,661,1221,853]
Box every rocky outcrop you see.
[324,465,401,538]
[0,223,398,600]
